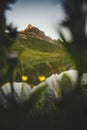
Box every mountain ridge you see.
[19,24,55,43]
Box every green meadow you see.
[11,34,75,85]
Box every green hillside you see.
[11,34,75,85]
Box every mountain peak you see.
[20,24,33,32]
[25,24,33,30]
[20,24,53,43]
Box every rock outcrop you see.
[20,24,53,43]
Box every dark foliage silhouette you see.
[0,0,17,85]
[58,0,87,85]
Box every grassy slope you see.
[11,34,75,85]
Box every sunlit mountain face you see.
[19,24,53,43]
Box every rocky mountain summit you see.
[20,24,54,43]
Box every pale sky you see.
[6,0,65,39]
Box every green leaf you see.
[60,74,73,96]
[28,83,48,107]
